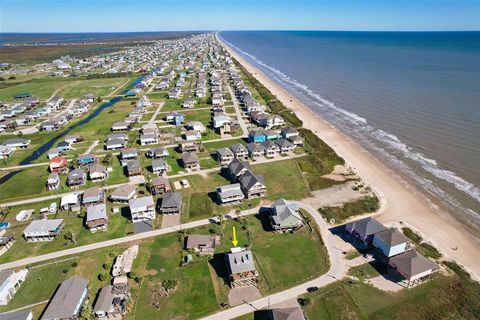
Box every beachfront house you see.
[129,196,156,222]
[372,229,411,258]
[0,269,28,305]
[388,250,439,287]
[41,277,89,320]
[225,248,258,288]
[269,199,304,232]
[159,192,182,215]
[345,217,386,246]
[23,219,64,242]
[275,139,295,154]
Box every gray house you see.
[216,183,245,205]
[41,277,89,320]
[239,171,267,199]
[82,187,104,206]
[225,248,258,288]
[159,192,182,214]
[228,159,251,181]
[216,147,234,165]
[269,199,304,232]
[230,143,248,160]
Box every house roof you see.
[246,142,266,153]
[182,152,199,164]
[230,143,247,153]
[68,168,85,179]
[41,277,89,320]
[217,147,234,157]
[152,159,167,169]
[161,192,182,208]
[271,307,305,320]
[111,184,136,198]
[24,219,63,234]
[275,138,294,148]
[93,285,114,313]
[281,127,299,135]
[86,204,107,222]
[185,235,215,249]
[151,176,170,187]
[217,183,244,198]
[239,171,265,190]
[83,186,102,200]
[0,309,33,320]
[226,249,256,274]
[389,250,438,278]
[228,159,251,176]
[345,217,386,238]
[129,196,154,210]
[374,229,410,247]
[88,163,106,174]
[0,269,14,286]
[127,160,141,170]
[271,199,303,227]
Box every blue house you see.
[125,90,136,97]
[77,154,95,166]
[57,141,71,152]
[248,131,266,143]
[174,113,185,126]
[263,130,279,141]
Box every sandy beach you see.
[217,34,480,281]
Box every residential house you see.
[246,142,266,159]
[0,146,15,160]
[150,176,172,195]
[185,121,205,133]
[129,196,156,221]
[174,113,185,126]
[230,143,248,160]
[216,147,234,165]
[182,97,195,109]
[23,219,64,242]
[168,88,181,99]
[280,127,299,140]
[111,122,131,132]
[228,159,252,181]
[182,152,200,170]
[373,229,411,258]
[0,269,28,305]
[60,194,80,212]
[64,135,82,144]
[112,245,139,277]
[184,130,201,141]
[185,235,219,255]
[0,230,14,257]
[77,154,95,166]
[1,138,30,149]
[239,171,267,199]
[67,168,86,187]
[270,307,305,320]
[92,285,127,318]
[147,147,169,158]
[389,250,439,287]
[57,141,71,152]
[263,130,279,141]
[288,135,305,146]
[152,159,169,175]
[85,204,108,231]
[126,160,143,176]
[213,115,231,129]
[120,148,138,162]
[82,187,104,206]
[0,309,33,320]
[105,138,126,151]
[88,163,108,182]
[216,183,245,205]
[159,192,182,215]
[46,173,60,191]
[269,199,304,232]
[345,217,386,245]
[110,184,136,203]
[225,248,258,288]
[275,139,295,154]
[179,140,199,152]
[248,131,266,143]
[41,277,89,320]
[261,141,280,157]
[140,133,158,146]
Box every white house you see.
[0,269,28,305]
[129,196,156,222]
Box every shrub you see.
[98,272,108,281]
[318,196,380,223]
[401,227,423,244]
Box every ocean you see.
[220,31,480,229]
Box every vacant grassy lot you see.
[318,196,380,223]
[253,159,311,200]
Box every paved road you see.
[0,208,259,271]
[226,82,249,137]
[200,202,349,320]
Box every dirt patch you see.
[228,286,262,306]
[145,269,158,276]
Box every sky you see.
[1,0,479,32]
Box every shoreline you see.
[216,33,480,281]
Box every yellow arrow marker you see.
[232,226,238,246]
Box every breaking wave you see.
[220,34,480,223]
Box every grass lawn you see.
[130,234,219,320]
[58,77,129,99]
[0,131,60,166]
[318,196,380,223]
[252,159,311,200]
[0,205,132,263]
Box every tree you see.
[102,262,112,270]
[162,279,179,291]
[8,75,15,80]
[79,303,92,319]
[98,272,108,281]
[64,231,76,244]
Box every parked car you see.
[306,286,319,292]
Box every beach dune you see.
[217,34,480,281]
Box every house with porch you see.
[239,171,267,199]
[77,154,95,166]
[216,147,234,165]
[228,159,252,181]
[46,173,60,191]
[246,142,266,159]
[0,269,29,305]
[23,219,64,242]
[185,235,219,255]
[225,248,258,288]
[373,229,411,258]
[152,159,169,175]
[110,184,136,203]
[216,183,245,205]
[82,187,104,206]
[88,163,108,182]
[345,217,386,246]
[126,160,143,176]
[85,204,108,231]
[67,168,86,187]
[269,199,304,232]
[388,250,439,288]
[150,176,172,195]
[159,192,182,214]
[230,143,248,160]
[129,196,156,222]
[182,152,200,170]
